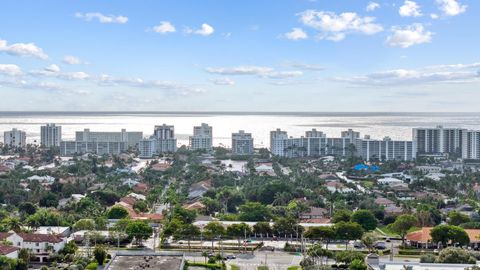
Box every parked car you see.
[353,240,364,249]
[375,241,387,250]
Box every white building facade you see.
[4,128,26,148]
[189,123,212,151]
[232,130,254,155]
[40,124,62,148]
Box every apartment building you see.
[232,130,254,155]
[3,128,26,148]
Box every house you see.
[122,178,140,188]
[183,201,206,211]
[300,207,328,220]
[150,162,171,172]
[416,166,442,174]
[0,232,66,262]
[0,245,19,259]
[133,183,149,194]
[188,180,212,200]
[325,181,354,193]
[406,227,480,249]
[384,205,404,216]
[35,226,71,237]
[377,177,403,186]
[0,165,13,176]
[425,172,446,181]
[254,163,276,176]
[113,195,163,222]
[58,194,86,208]
[374,197,395,207]
[27,175,55,184]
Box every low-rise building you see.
[0,232,66,262]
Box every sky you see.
[0,0,478,112]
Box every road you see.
[186,250,303,270]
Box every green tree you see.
[351,210,377,231]
[238,202,272,221]
[335,222,364,250]
[332,209,352,223]
[390,214,417,245]
[447,211,471,226]
[335,250,365,264]
[125,221,153,245]
[73,219,95,231]
[93,246,107,266]
[349,259,367,270]
[253,222,272,237]
[175,224,200,250]
[204,221,226,250]
[107,206,129,219]
[39,193,59,208]
[430,225,470,246]
[361,232,377,252]
[305,226,335,249]
[435,247,476,264]
[227,223,251,251]
[133,200,148,213]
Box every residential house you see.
[0,232,66,262]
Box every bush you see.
[435,248,476,264]
[349,259,367,270]
[420,253,437,263]
[85,262,98,270]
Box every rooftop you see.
[106,255,183,270]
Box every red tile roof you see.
[18,233,63,243]
[0,245,18,255]
[407,227,480,243]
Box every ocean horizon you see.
[1,111,480,147]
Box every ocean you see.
[1,112,480,148]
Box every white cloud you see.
[63,55,85,65]
[45,64,60,73]
[153,21,176,34]
[186,23,215,36]
[430,13,439,19]
[366,2,380,12]
[261,71,303,79]
[333,62,480,86]
[0,39,48,59]
[75,12,128,24]
[399,1,422,17]
[386,24,433,48]
[210,77,235,86]
[0,79,67,91]
[297,10,383,41]
[97,74,204,94]
[206,66,273,75]
[0,64,22,76]
[29,65,90,80]
[289,63,325,71]
[436,0,467,16]
[206,66,303,81]
[283,28,308,40]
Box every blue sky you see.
[0,0,478,111]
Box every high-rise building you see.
[189,123,213,151]
[341,129,360,141]
[232,130,254,155]
[40,124,61,148]
[270,129,288,156]
[60,128,142,156]
[75,128,142,147]
[355,136,416,161]
[139,124,177,158]
[4,128,27,148]
[413,126,465,155]
[462,130,480,159]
